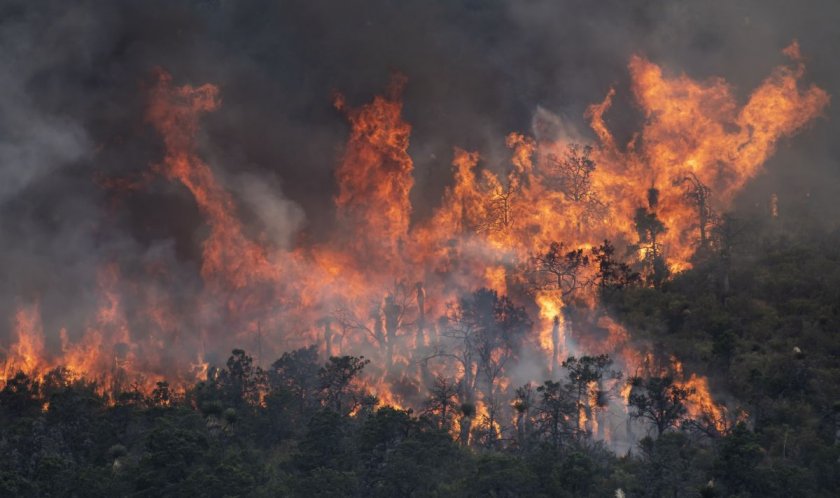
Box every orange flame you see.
[1,46,827,428]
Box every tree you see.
[333,281,415,370]
[147,381,172,408]
[526,242,591,298]
[563,354,619,437]
[709,213,750,298]
[534,380,576,450]
[439,288,530,446]
[524,243,590,375]
[512,383,535,450]
[547,143,605,230]
[362,419,465,497]
[677,172,716,253]
[713,422,765,495]
[633,188,669,287]
[218,349,266,408]
[423,376,459,432]
[0,371,42,417]
[319,355,369,415]
[627,375,693,436]
[638,432,704,498]
[357,407,413,493]
[592,240,641,294]
[135,418,209,495]
[476,182,515,234]
[469,453,540,497]
[269,345,320,417]
[296,409,354,473]
[474,293,530,446]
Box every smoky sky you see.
[0,0,838,341]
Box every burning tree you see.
[677,172,717,255]
[547,143,605,230]
[512,383,535,450]
[524,242,592,374]
[475,183,516,235]
[332,281,416,370]
[633,188,669,287]
[562,354,620,438]
[592,240,641,295]
[437,289,531,446]
[423,375,459,432]
[525,242,592,299]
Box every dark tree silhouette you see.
[423,375,459,431]
[562,354,619,437]
[526,241,591,298]
[547,143,605,230]
[628,375,693,436]
[592,239,641,293]
[534,380,576,450]
[634,188,669,287]
[677,172,716,254]
[319,355,369,414]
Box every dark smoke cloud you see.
[0,0,837,344]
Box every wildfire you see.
[1,302,46,382]
[334,73,414,266]
[146,69,282,297]
[1,44,827,442]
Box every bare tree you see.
[547,143,606,230]
[677,172,716,253]
[525,242,592,298]
[524,242,591,375]
[332,281,416,370]
[436,288,531,446]
[558,144,595,201]
[438,296,481,444]
[475,183,515,234]
[474,293,530,446]
[710,214,751,299]
[415,282,427,348]
[423,375,459,432]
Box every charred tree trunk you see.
[516,409,526,447]
[551,316,561,377]
[373,312,385,356]
[384,295,399,370]
[596,381,605,440]
[415,283,426,348]
[459,359,476,445]
[322,318,333,357]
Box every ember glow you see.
[0,42,828,444]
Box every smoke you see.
[0,0,836,386]
[230,174,305,249]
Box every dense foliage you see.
[2,220,840,497]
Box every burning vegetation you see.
[0,43,829,452]
[3,22,840,493]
